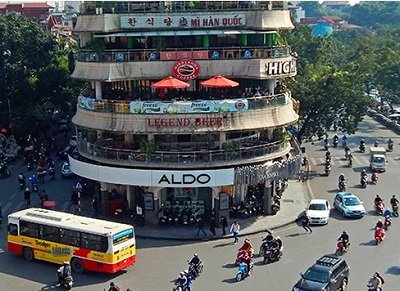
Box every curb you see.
[136,182,313,241]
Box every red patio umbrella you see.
[200,75,239,88]
[151,76,190,89]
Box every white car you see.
[306,199,330,225]
[61,161,74,178]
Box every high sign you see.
[265,59,297,76]
[120,13,246,29]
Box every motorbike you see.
[324,142,329,151]
[367,283,379,291]
[325,165,331,176]
[359,143,366,153]
[348,156,353,167]
[335,239,350,256]
[235,262,252,282]
[374,228,385,245]
[18,178,26,190]
[338,180,346,192]
[263,246,283,264]
[388,142,393,152]
[371,173,378,184]
[187,261,203,279]
[32,183,39,193]
[57,270,73,290]
[375,202,384,215]
[231,203,250,219]
[384,216,392,230]
[49,168,55,180]
[360,177,367,188]
[333,138,338,148]
[325,156,331,164]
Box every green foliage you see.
[348,2,400,27]
[0,14,82,138]
[140,140,159,156]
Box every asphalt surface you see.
[1,116,400,291]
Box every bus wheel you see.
[71,258,84,274]
[23,247,34,261]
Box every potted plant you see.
[140,140,159,161]
[222,142,240,160]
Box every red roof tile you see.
[22,3,53,9]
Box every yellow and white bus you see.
[7,208,136,273]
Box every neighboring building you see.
[322,1,350,12]
[70,1,300,225]
[288,1,305,23]
[300,16,359,36]
[0,2,53,23]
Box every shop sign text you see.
[158,173,211,185]
[146,117,224,127]
[265,59,297,75]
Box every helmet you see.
[340,173,344,176]
[180,272,185,276]
[362,169,366,172]
[25,187,30,191]
[194,253,198,257]
[378,219,382,223]
[63,261,70,265]
[342,231,346,234]
[376,194,380,198]
[244,238,250,244]
[183,270,188,274]
[393,195,396,198]
[275,236,280,240]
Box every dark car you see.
[293,255,349,291]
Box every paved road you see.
[1,116,400,290]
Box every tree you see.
[283,24,370,140]
[348,2,400,27]
[0,14,81,138]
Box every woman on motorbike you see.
[239,238,254,256]
[368,272,384,291]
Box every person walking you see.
[196,216,207,237]
[24,187,31,207]
[302,214,312,233]
[39,190,48,208]
[230,221,240,244]
[107,282,120,291]
[220,216,228,236]
[209,216,216,236]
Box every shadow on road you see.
[359,240,376,246]
[386,266,400,276]
[222,262,236,269]
[213,242,233,248]
[222,277,237,284]
[286,232,308,238]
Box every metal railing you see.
[78,139,288,166]
[80,1,285,15]
[78,93,290,114]
[77,46,291,63]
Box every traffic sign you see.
[73,181,83,190]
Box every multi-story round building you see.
[70,1,300,224]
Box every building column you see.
[126,185,133,209]
[124,133,133,143]
[147,134,154,141]
[95,81,102,100]
[219,132,226,149]
[267,79,276,95]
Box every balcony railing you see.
[77,93,290,114]
[77,46,291,63]
[80,1,284,15]
[78,139,289,167]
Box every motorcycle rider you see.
[18,173,26,188]
[368,272,384,291]
[239,238,254,256]
[107,282,120,291]
[338,173,346,183]
[359,139,365,148]
[361,169,368,179]
[342,134,347,147]
[383,208,392,218]
[375,219,384,230]
[175,272,188,290]
[371,172,379,183]
[325,162,331,173]
[347,152,353,166]
[374,140,379,147]
[188,253,201,276]
[374,195,383,207]
[337,231,349,249]
[56,261,72,287]
[388,138,394,151]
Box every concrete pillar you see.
[263,182,274,215]
[126,185,133,209]
[268,79,275,95]
[219,132,226,149]
[147,134,154,141]
[124,133,133,143]
[95,81,102,100]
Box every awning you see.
[94,29,276,38]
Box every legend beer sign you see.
[265,59,297,76]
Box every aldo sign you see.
[153,169,234,187]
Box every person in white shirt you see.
[230,221,241,245]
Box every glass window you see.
[81,232,108,252]
[20,221,39,238]
[60,229,81,247]
[8,223,18,236]
[113,228,134,246]
[39,224,59,243]
[303,267,330,283]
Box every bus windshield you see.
[113,228,134,245]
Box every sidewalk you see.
[133,179,311,241]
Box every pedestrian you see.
[302,214,312,233]
[220,215,228,236]
[39,190,48,208]
[24,187,31,207]
[230,221,240,244]
[209,216,216,236]
[107,282,120,291]
[196,216,207,237]
[70,191,79,214]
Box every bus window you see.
[20,220,39,238]
[8,223,18,236]
[39,224,59,243]
[60,228,81,247]
[81,232,108,252]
